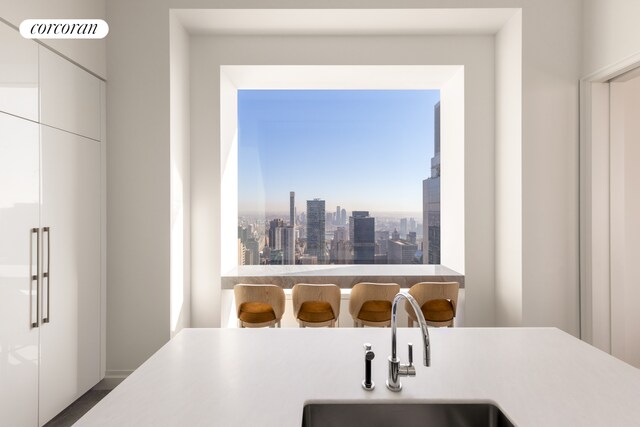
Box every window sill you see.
[221,264,464,289]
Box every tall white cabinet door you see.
[0,22,39,122]
[0,113,40,427]
[38,125,101,425]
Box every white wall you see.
[439,67,466,278]
[610,76,640,368]
[219,70,238,275]
[0,0,106,78]
[580,0,640,356]
[578,0,640,363]
[521,0,581,336]
[495,11,522,326]
[579,81,611,352]
[583,0,640,77]
[190,35,496,329]
[169,14,191,338]
[105,0,171,375]
[107,0,582,372]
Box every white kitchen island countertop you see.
[76,328,640,426]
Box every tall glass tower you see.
[306,199,326,262]
[289,191,295,226]
[350,211,375,264]
[268,218,284,249]
[423,101,441,264]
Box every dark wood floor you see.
[45,390,110,427]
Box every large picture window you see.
[237,89,440,265]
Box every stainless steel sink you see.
[301,403,515,427]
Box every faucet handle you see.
[362,343,375,391]
[408,343,413,366]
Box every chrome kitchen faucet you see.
[386,291,431,391]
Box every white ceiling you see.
[174,8,519,36]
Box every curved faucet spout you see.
[387,291,431,391]
[391,292,430,366]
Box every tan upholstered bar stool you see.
[348,282,400,327]
[405,282,460,327]
[233,284,285,328]
[292,284,341,327]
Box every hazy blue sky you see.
[238,89,440,215]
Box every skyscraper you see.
[245,238,260,265]
[388,239,419,264]
[349,211,375,264]
[330,227,352,264]
[306,199,326,262]
[238,239,245,265]
[375,230,390,255]
[238,226,249,245]
[400,218,408,238]
[290,191,295,226]
[336,206,341,225]
[334,227,348,242]
[268,218,284,249]
[423,101,441,264]
[341,208,347,226]
[273,227,284,250]
[281,225,296,265]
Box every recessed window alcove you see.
[169,8,523,330]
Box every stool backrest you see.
[349,282,400,317]
[407,282,459,315]
[292,283,341,319]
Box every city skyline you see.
[238,89,440,214]
[238,196,424,266]
[238,207,423,219]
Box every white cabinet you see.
[0,21,104,427]
[38,126,101,424]
[39,46,101,141]
[0,23,39,121]
[0,113,40,427]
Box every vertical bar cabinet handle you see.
[42,226,50,324]
[31,227,39,328]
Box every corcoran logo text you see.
[20,19,109,39]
